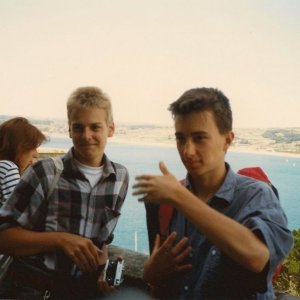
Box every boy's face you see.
[174,110,233,180]
[69,107,114,167]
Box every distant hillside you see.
[1,115,300,155]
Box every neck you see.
[190,164,227,203]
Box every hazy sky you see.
[1,0,299,128]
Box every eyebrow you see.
[175,131,208,137]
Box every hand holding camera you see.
[103,258,124,286]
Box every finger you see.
[77,242,101,272]
[132,188,148,196]
[132,179,150,189]
[95,249,106,266]
[175,246,193,263]
[159,161,170,175]
[176,263,193,273]
[98,277,117,294]
[172,237,189,255]
[160,232,177,252]
[85,242,103,270]
[152,234,161,253]
[135,175,152,180]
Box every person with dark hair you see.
[0,117,47,204]
[0,87,129,299]
[133,88,293,299]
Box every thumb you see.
[159,161,170,175]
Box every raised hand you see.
[143,232,192,286]
[132,161,183,204]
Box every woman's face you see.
[18,148,38,175]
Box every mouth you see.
[80,143,97,147]
[185,160,200,168]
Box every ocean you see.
[43,136,300,254]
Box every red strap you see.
[158,204,174,237]
[272,262,283,283]
[158,179,184,238]
[238,167,271,184]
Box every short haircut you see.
[168,87,232,134]
[67,86,113,124]
[0,117,47,168]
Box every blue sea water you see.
[44,137,300,254]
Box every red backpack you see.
[152,167,282,283]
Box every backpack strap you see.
[157,179,185,243]
[158,204,174,240]
[47,157,64,201]
[238,167,279,199]
[238,167,271,183]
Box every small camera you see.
[103,259,124,286]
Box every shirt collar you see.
[184,163,237,205]
[62,148,116,180]
[214,163,237,205]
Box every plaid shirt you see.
[0,148,129,273]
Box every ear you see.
[223,131,234,152]
[108,122,115,137]
[68,127,72,138]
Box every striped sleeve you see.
[0,160,20,205]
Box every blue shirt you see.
[168,164,293,300]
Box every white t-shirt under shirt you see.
[75,159,103,188]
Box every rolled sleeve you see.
[243,187,293,278]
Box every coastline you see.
[39,135,300,159]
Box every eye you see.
[72,124,83,132]
[175,135,185,144]
[193,135,206,143]
[91,124,102,131]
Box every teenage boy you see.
[133,88,293,299]
[0,86,129,299]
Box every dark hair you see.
[0,117,47,168]
[168,87,233,134]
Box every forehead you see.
[69,107,107,124]
[174,110,217,132]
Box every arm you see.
[133,162,270,273]
[0,226,104,273]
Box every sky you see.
[1,0,299,128]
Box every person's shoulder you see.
[109,161,129,180]
[25,157,57,177]
[0,160,18,170]
[111,161,127,171]
[235,172,277,201]
[236,172,270,188]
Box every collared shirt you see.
[0,148,129,273]
[0,160,20,205]
[168,164,293,300]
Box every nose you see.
[82,127,93,140]
[183,140,196,158]
[31,149,38,164]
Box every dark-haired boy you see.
[133,87,293,299]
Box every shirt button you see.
[184,285,189,291]
[211,249,216,255]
